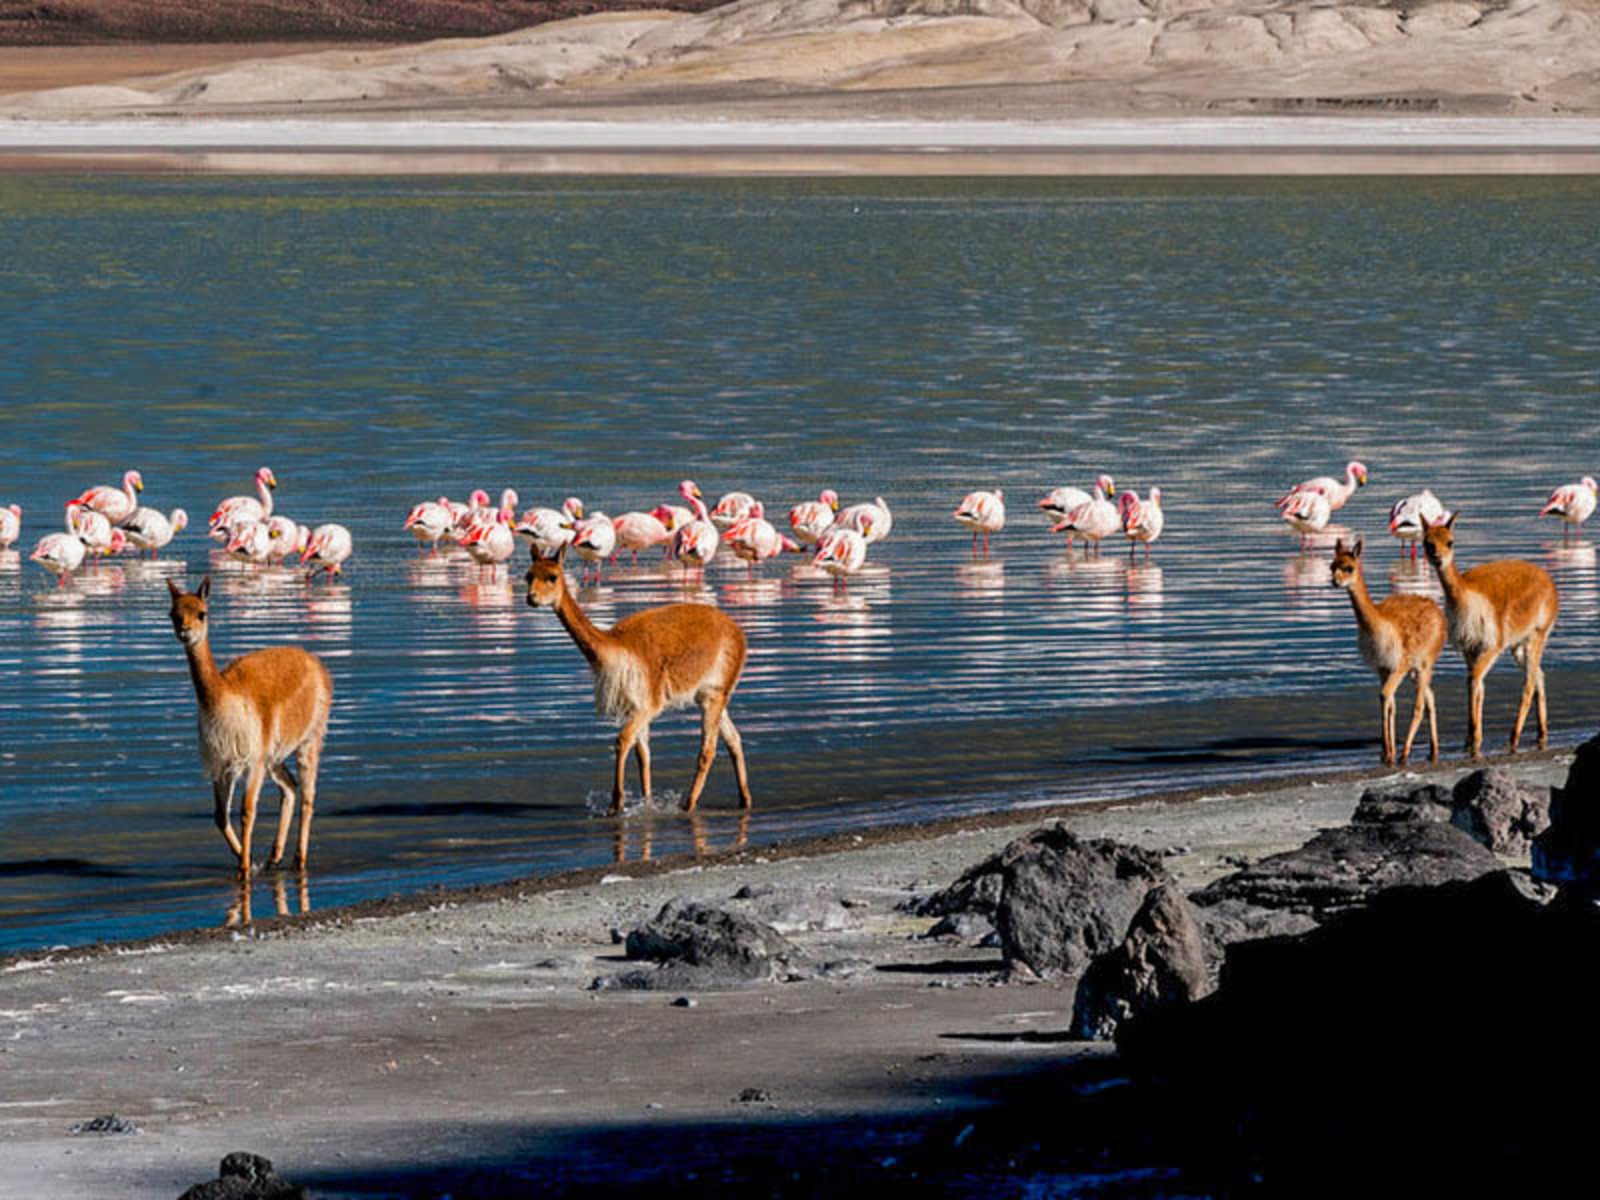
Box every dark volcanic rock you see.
[1070,884,1211,1041]
[1190,818,1498,921]
[1195,897,1318,961]
[1118,872,1600,1193]
[991,825,1171,980]
[600,899,799,990]
[178,1152,305,1200]
[729,883,862,934]
[1534,732,1600,896]
[909,858,1006,920]
[1351,780,1453,825]
[1450,767,1551,856]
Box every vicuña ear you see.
[1353,537,1364,558]
[1446,511,1460,529]
[197,576,212,601]
[555,542,568,565]
[1333,537,1345,555]
[167,578,183,599]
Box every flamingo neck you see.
[258,478,274,519]
[689,494,710,522]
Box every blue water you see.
[1,175,1597,952]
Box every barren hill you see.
[5,0,1599,116]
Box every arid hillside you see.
[0,0,717,45]
[4,0,1599,116]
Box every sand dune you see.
[3,0,1599,118]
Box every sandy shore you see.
[2,115,1600,174]
[0,754,1569,1196]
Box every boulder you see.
[1450,768,1551,856]
[909,856,1007,920]
[729,883,863,934]
[1070,884,1212,1040]
[1195,897,1318,961]
[991,825,1172,979]
[1532,732,1600,896]
[178,1152,306,1200]
[603,899,801,990]
[1190,819,1499,922]
[1118,872,1600,1193]
[1350,780,1453,825]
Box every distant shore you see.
[4,116,1600,174]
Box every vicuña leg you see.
[634,725,653,804]
[1422,671,1441,763]
[1466,656,1495,759]
[613,714,650,816]
[267,761,299,868]
[1533,634,1550,749]
[213,776,244,859]
[295,735,321,870]
[683,693,728,813]
[1510,641,1537,754]
[718,709,754,809]
[1400,671,1429,764]
[1379,674,1401,764]
[238,764,266,879]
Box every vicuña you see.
[1422,514,1558,759]
[524,544,754,814]
[168,577,333,878]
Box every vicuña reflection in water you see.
[611,810,752,863]
[226,871,312,929]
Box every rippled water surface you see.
[2,175,1598,951]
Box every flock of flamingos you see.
[1,460,1596,878]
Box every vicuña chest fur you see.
[197,693,264,779]
[1356,621,1405,676]
[1446,588,1501,656]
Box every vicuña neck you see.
[183,636,225,709]
[553,586,613,667]
[1344,570,1382,629]
[1431,556,1466,605]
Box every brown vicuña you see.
[1422,513,1559,759]
[1330,537,1446,765]
[167,577,333,878]
[524,544,753,815]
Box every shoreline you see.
[3,116,1600,174]
[0,745,1567,969]
[0,751,1572,1196]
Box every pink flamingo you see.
[788,488,839,546]
[1282,490,1332,550]
[813,524,869,591]
[1540,476,1598,539]
[1120,487,1165,560]
[612,511,671,565]
[710,490,758,531]
[1276,460,1368,513]
[404,498,455,552]
[670,480,719,573]
[724,503,800,574]
[1039,475,1115,550]
[571,512,617,583]
[954,489,1005,558]
[0,503,21,551]
[515,497,583,556]
[1389,490,1448,559]
[73,469,144,525]
[209,467,277,541]
[1051,479,1119,554]
[301,524,354,580]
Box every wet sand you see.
[0,753,1570,1197]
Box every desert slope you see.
[4,0,1600,116]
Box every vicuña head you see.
[168,574,211,646]
[525,543,567,608]
[1329,536,1364,588]
[1421,510,1458,569]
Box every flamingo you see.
[724,503,800,574]
[954,489,1005,558]
[1039,475,1114,549]
[67,503,118,557]
[73,469,144,525]
[226,521,273,566]
[209,467,278,541]
[444,490,489,539]
[1120,487,1165,559]
[671,480,719,571]
[29,531,87,583]
[653,503,695,536]
[461,510,515,575]
[515,496,583,556]
[814,524,869,590]
[1281,490,1333,549]
[571,512,617,582]
[0,504,20,551]
[122,507,188,558]
[788,489,840,546]
[839,496,892,544]
[1539,476,1598,539]
[1389,490,1448,559]
[404,498,455,552]
[1051,479,1119,554]
[710,490,758,531]
[1276,460,1368,513]
[611,511,672,565]
[301,523,354,580]
[266,517,310,563]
